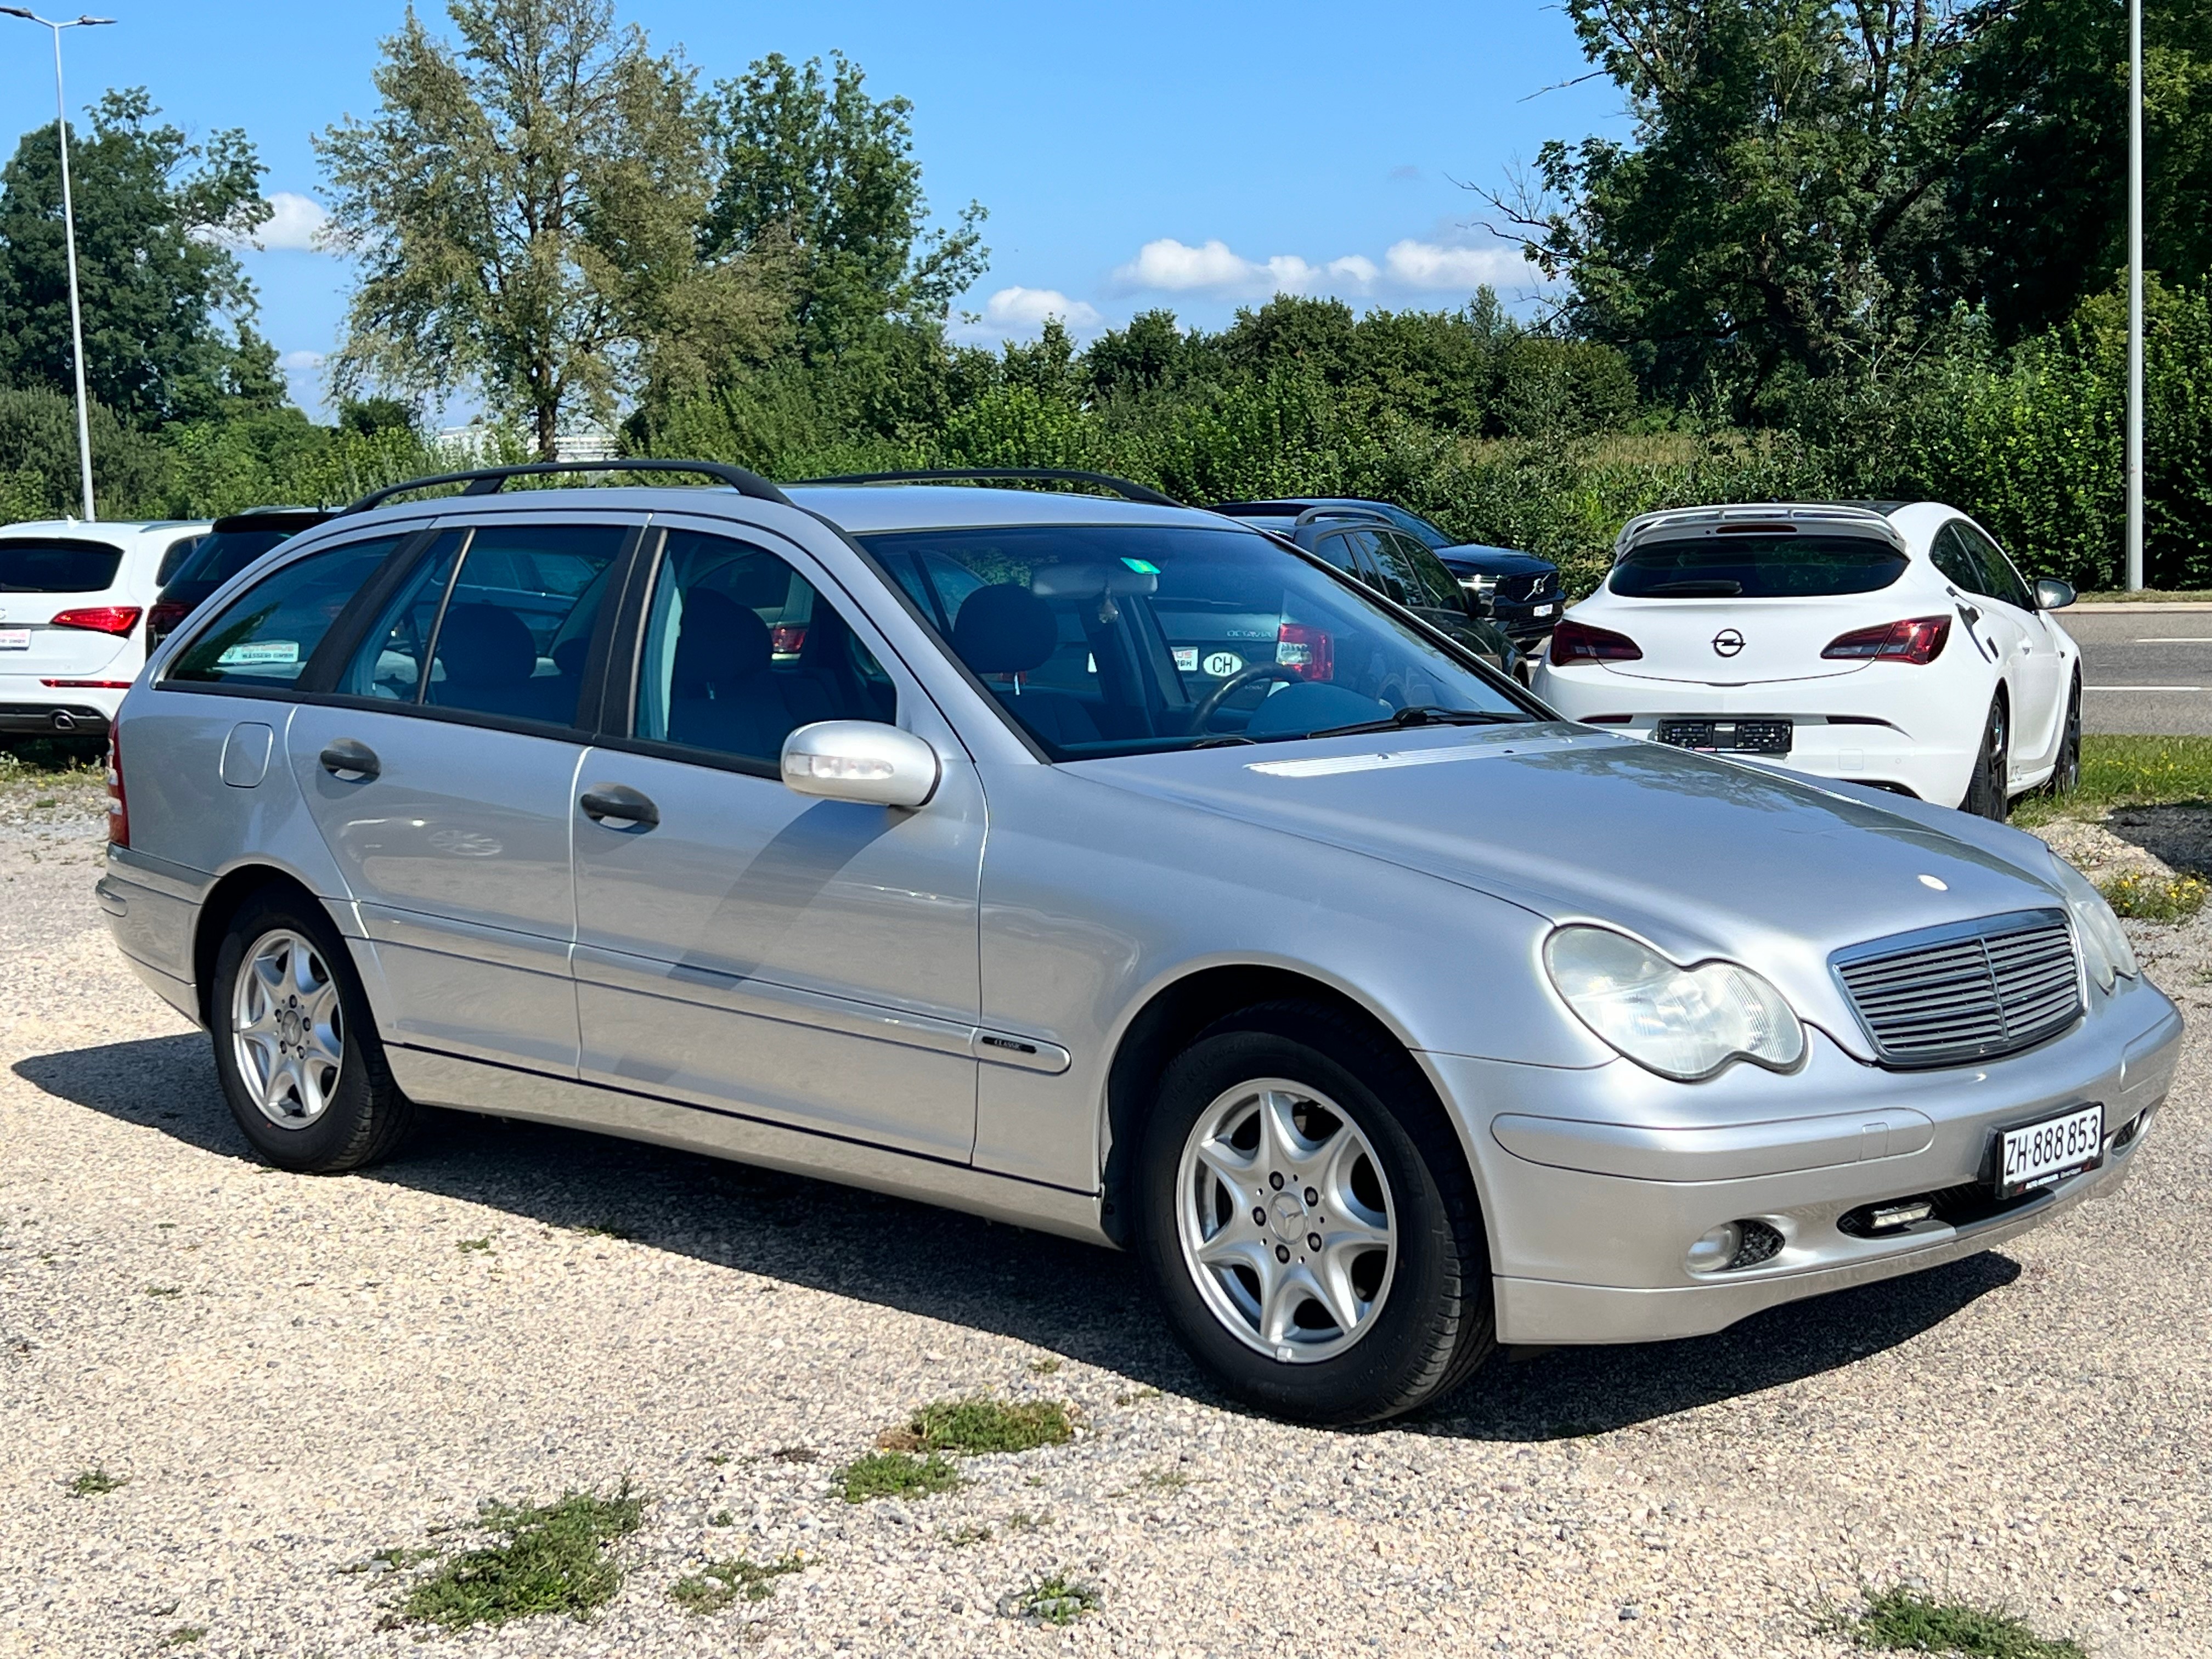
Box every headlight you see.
[2049,856,2138,992]
[1544,926,1805,1081]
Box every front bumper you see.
[1425,974,2182,1344]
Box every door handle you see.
[318,738,380,781]
[579,783,659,828]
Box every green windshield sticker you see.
[1120,557,1161,574]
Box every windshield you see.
[862,523,1530,759]
[165,527,300,592]
[1610,533,1908,599]
[0,538,123,592]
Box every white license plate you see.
[1533,603,1556,617]
[0,628,28,651]
[1996,1104,2104,1198]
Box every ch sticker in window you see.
[215,640,300,667]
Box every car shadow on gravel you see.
[24,1034,2018,1440]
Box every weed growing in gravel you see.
[1114,1387,1160,1405]
[157,1628,205,1648]
[1000,1573,1101,1626]
[891,1397,1074,1455]
[836,1451,962,1503]
[339,1547,437,1576]
[572,1221,631,1240]
[708,1509,736,1527]
[769,1445,817,1464]
[1838,1586,2084,1658]
[1137,1467,1191,1493]
[143,1285,181,1297]
[397,1484,645,1630]
[942,1522,994,1547]
[66,1468,124,1496]
[1028,1356,1061,1374]
[669,1553,804,1613]
[2099,869,2209,922]
[1007,1509,1052,1531]
[457,1237,493,1253]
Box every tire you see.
[1133,1000,1494,1426]
[1961,695,2011,821]
[2041,675,2082,798]
[210,890,415,1172]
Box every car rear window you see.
[166,527,297,591]
[1610,534,1908,599]
[0,538,125,592]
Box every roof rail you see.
[340,458,793,515]
[1291,504,1393,529]
[790,467,1182,509]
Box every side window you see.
[1306,532,1360,575]
[1379,532,1464,609]
[634,528,895,770]
[336,523,624,726]
[1967,525,2035,611]
[157,534,204,585]
[1338,528,1403,602]
[165,537,404,689]
[1929,523,1989,595]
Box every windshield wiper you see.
[1189,735,1256,748]
[1644,579,1743,596]
[1308,705,1531,740]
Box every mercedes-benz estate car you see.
[1532,502,2083,818]
[0,517,211,740]
[98,464,2178,1425]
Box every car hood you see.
[1073,723,2073,1059]
[1438,546,1555,577]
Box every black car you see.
[147,507,332,649]
[1230,505,1524,680]
[1212,496,1562,646]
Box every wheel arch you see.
[190,863,335,1029]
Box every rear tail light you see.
[1276,623,1334,681]
[769,624,807,656]
[146,601,191,641]
[50,606,143,637]
[106,727,128,848]
[42,679,134,689]
[1821,616,1951,664]
[1550,619,1643,664]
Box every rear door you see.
[282,513,635,1072]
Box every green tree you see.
[0,89,275,427]
[0,385,171,518]
[318,0,726,458]
[703,52,987,354]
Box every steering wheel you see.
[1184,663,1307,734]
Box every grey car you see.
[98,462,2181,1425]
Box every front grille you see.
[1496,572,1556,605]
[1833,909,2081,1068]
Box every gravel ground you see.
[2,777,2207,1659]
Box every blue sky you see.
[0,1,1628,420]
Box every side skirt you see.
[385,1045,1112,1248]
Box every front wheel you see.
[1961,695,2011,820]
[211,891,416,1172]
[1133,1001,1493,1425]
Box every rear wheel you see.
[2041,675,2082,797]
[1134,1001,1493,1425]
[1961,696,2011,820]
[211,891,415,1172]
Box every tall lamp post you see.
[2125,0,2145,591]
[1,9,114,523]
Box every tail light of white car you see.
[49,606,143,637]
[1819,616,1951,664]
[1275,623,1334,680]
[105,726,129,848]
[1550,618,1643,665]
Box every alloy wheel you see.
[231,928,346,1126]
[1175,1078,1396,1363]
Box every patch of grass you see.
[157,1629,206,1649]
[397,1485,645,1631]
[143,1285,182,1298]
[942,1522,994,1548]
[702,1452,730,1466]
[458,1237,493,1253]
[2017,733,2212,826]
[894,1397,1074,1455]
[67,1468,124,1496]
[1844,1585,2085,1658]
[707,1509,736,1527]
[1028,1356,1061,1374]
[2098,868,2209,921]
[2075,588,2212,603]
[1114,1387,1160,1406]
[1001,1572,1102,1626]
[669,1553,803,1613]
[835,1451,963,1504]
[1137,1466,1191,1493]
[339,1545,438,1576]
[1007,1508,1052,1531]
[571,1221,631,1240]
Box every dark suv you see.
[148,508,333,650]
[1213,497,1562,646]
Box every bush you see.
[0,385,170,518]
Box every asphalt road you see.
[2064,606,2212,736]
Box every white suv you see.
[0,518,210,740]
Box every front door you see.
[570,521,984,1160]
[284,516,632,1071]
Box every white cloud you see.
[253,191,332,252]
[1112,238,1385,300]
[981,285,1103,331]
[1383,239,1535,291]
[280,349,325,372]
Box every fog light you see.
[1685,1223,1741,1274]
[1869,1199,1934,1232]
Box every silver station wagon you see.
[98,462,2181,1425]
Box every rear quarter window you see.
[165,537,404,689]
[1610,534,1908,599]
[0,538,125,593]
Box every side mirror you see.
[781,721,940,809]
[2034,577,2076,611]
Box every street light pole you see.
[0,10,114,523]
[2126,0,2145,591]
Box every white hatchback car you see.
[1532,503,2082,816]
[0,518,211,741]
